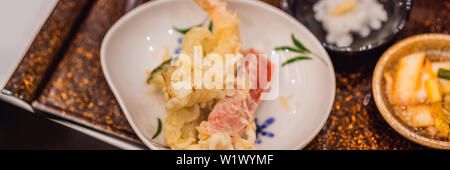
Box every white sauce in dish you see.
[313,0,388,47]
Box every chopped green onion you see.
[152,118,162,139]
[438,68,450,80]
[291,34,310,53]
[282,56,312,67]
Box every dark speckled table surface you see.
[2,0,449,149]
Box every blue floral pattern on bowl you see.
[175,36,183,55]
[255,117,275,144]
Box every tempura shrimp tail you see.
[194,0,242,58]
[194,0,239,29]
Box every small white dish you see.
[101,0,336,150]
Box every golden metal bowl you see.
[373,33,450,149]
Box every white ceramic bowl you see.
[101,0,335,150]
